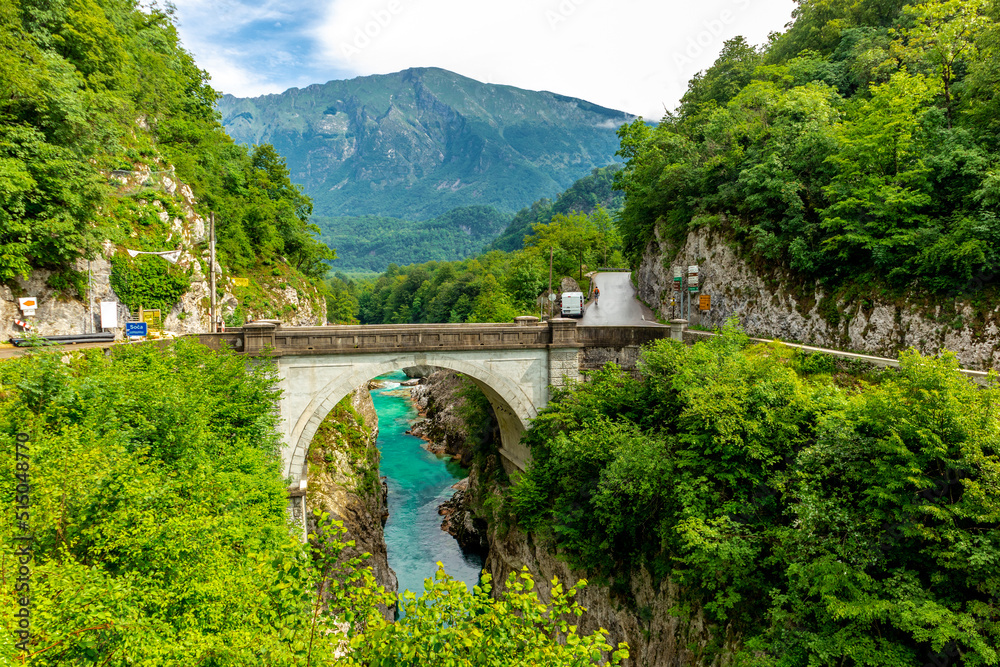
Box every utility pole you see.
[548,246,554,320]
[87,259,92,334]
[209,212,216,333]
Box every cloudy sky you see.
[169,0,796,120]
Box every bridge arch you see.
[281,352,539,483]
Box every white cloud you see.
[172,0,795,115]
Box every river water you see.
[370,371,484,603]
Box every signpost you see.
[125,322,147,338]
[673,266,683,317]
[687,265,699,322]
[699,294,711,311]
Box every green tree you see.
[899,0,990,126]
[821,71,936,277]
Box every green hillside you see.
[315,165,625,271]
[0,0,331,309]
[315,205,510,272]
[615,0,1000,296]
[217,67,632,220]
[489,164,624,252]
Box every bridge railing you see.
[192,319,675,356]
[272,322,553,354]
[194,318,567,356]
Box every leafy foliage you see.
[615,0,1000,293]
[109,253,190,313]
[0,0,333,302]
[0,343,626,665]
[506,326,1000,664]
[352,567,628,666]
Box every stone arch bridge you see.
[197,318,672,483]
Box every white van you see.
[560,291,585,317]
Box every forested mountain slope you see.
[616,0,1000,295]
[490,164,624,252]
[217,67,632,220]
[315,205,510,273]
[316,165,624,272]
[0,0,332,336]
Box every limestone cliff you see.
[1,165,325,343]
[306,384,396,618]
[409,370,500,468]
[637,228,1000,370]
[484,525,735,667]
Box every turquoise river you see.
[370,371,484,602]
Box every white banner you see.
[100,301,118,329]
[126,249,181,264]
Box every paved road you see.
[580,272,663,327]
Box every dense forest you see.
[505,327,1000,665]
[615,0,1000,297]
[314,205,511,273]
[0,0,331,304]
[326,207,622,325]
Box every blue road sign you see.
[125,322,147,337]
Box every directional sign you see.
[125,322,147,337]
[699,294,711,311]
[232,277,249,287]
[18,297,37,316]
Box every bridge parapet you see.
[197,319,575,356]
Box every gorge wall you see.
[485,528,734,667]
[637,228,1000,371]
[410,369,731,666]
[306,384,396,618]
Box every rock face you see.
[401,365,438,379]
[1,166,325,342]
[637,228,1000,370]
[409,370,498,468]
[306,385,396,619]
[485,526,734,667]
[437,474,489,557]
[1,258,118,339]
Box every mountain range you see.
[217,67,633,222]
